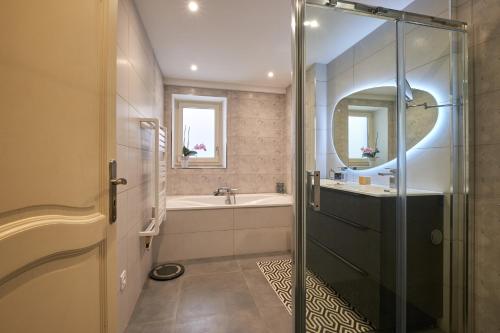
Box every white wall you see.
[116,0,164,331]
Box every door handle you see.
[307,170,321,211]
[110,178,127,186]
[109,160,127,223]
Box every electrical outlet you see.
[120,270,127,291]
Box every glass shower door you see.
[402,21,469,333]
[293,1,469,333]
[302,5,401,333]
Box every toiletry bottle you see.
[329,168,335,180]
[341,167,348,183]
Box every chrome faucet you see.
[378,168,397,189]
[213,187,238,204]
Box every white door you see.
[0,1,118,332]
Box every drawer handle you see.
[309,236,368,276]
[318,211,369,230]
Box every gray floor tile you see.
[126,254,292,333]
[225,311,269,333]
[175,315,227,333]
[125,320,175,333]
[180,257,241,277]
[129,295,178,324]
[181,271,248,293]
[258,305,292,333]
[177,282,260,322]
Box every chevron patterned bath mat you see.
[257,259,374,333]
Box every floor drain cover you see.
[149,263,185,281]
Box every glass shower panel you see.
[403,22,468,333]
[304,5,401,332]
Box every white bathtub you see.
[154,193,294,262]
[166,193,293,210]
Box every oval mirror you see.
[333,86,438,169]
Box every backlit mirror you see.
[333,86,438,169]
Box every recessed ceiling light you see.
[267,71,275,78]
[190,64,198,71]
[188,1,199,12]
[304,20,319,28]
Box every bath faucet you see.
[378,168,397,189]
[213,187,230,196]
[213,187,238,204]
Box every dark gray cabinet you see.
[307,186,443,331]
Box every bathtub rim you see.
[166,193,293,211]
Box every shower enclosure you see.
[292,1,470,332]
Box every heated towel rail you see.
[138,118,167,247]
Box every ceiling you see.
[134,0,417,90]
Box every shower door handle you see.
[307,171,321,211]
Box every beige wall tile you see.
[475,90,500,145]
[474,36,500,95]
[472,0,500,45]
[153,231,234,262]
[162,209,234,234]
[165,85,291,196]
[234,227,292,255]
[234,207,292,229]
[474,144,500,200]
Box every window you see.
[172,95,227,168]
[348,115,369,159]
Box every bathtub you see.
[166,193,293,210]
[153,193,294,262]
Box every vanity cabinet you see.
[307,186,443,331]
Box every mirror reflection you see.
[333,86,438,169]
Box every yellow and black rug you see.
[257,259,374,333]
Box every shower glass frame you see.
[291,1,470,332]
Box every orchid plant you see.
[361,146,380,158]
[361,133,380,158]
[182,126,207,157]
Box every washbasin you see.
[320,179,441,197]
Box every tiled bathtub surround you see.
[116,0,164,331]
[454,0,500,331]
[153,205,293,262]
[165,85,292,195]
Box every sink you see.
[320,179,441,197]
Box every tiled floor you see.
[125,252,292,333]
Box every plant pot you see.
[180,156,190,168]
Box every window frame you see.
[347,111,375,166]
[171,94,227,168]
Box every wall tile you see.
[472,0,500,45]
[116,47,130,101]
[475,90,500,145]
[165,85,291,196]
[475,36,500,95]
[117,0,129,56]
[116,95,129,146]
[153,230,234,262]
[115,1,163,330]
[475,144,500,199]
[234,227,292,255]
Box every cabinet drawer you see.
[320,187,382,231]
[307,209,380,278]
[306,237,381,327]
